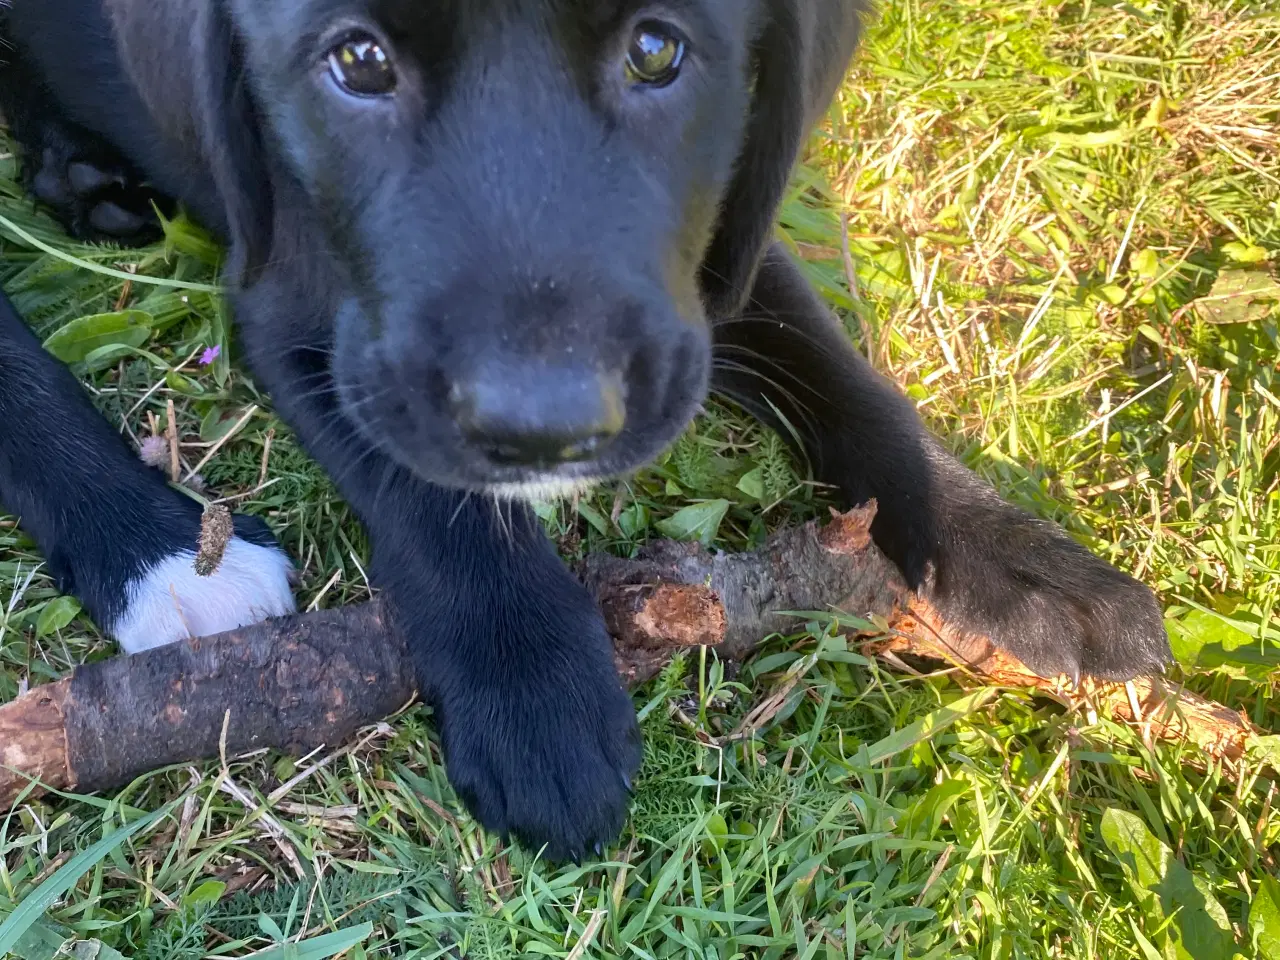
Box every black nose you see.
[450,368,626,468]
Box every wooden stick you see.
[0,503,1262,809]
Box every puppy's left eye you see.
[625,22,685,87]
[327,33,397,97]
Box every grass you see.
[1,0,1279,956]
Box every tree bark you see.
[0,503,1262,809]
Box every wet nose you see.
[450,368,626,468]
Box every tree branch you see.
[0,503,1262,809]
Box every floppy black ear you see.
[700,0,864,319]
[106,0,273,282]
[188,2,274,281]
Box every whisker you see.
[449,490,474,529]
[711,355,818,423]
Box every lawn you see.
[1,0,1278,957]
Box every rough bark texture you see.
[63,603,415,794]
[583,503,906,684]
[0,503,1264,809]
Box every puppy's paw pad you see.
[112,538,297,654]
[25,140,165,244]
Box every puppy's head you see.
[134,0,862,497]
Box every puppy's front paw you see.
[22,122,169,245]
[438,663,641,861]
[111,533,296,653]
[401,568,642,861]
[925,508,1170,682]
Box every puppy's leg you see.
[0,46,170,244]
[236,288,639,860]
[0,291,295,651]
[712,244,1170,681]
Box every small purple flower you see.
[199,344,221,366]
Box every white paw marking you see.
[112,538,297,654]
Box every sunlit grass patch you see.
[1,1,1278,956]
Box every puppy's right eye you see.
[327,33,397,97]
[625,22,685,87]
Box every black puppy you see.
[0,0,1171,859]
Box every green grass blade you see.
[245,922,374,960]
[0,214,218,293]
[0,800,177,956]
[865,688,998,765]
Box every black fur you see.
[0,0,1170,859]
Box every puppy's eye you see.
[625,22,685,87]
[327,33,396,97]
